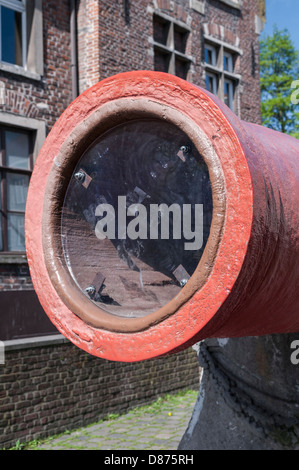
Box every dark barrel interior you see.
[61,119,213,318]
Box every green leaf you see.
[260,25,299,138]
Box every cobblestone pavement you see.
[35,390,197,451]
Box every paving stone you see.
[34,390,197,450]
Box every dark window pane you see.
[1,6,23,66]
[0,126,31,252]
[174,26,189,54]
[206,74,217,95]
[0,215,2,251]
[204,44,218,67]
[0,290,58,340]
[223,55,229,71]
[206,75,211,91]
[154,49,171,73]
[224,80,234,109]
[175,57,189,80]
[204,48,213,65]
[5,130,30,169]
[204,48,210,64]
[153,15,170,46]
[224,53,234,73]
[7,173,29,212]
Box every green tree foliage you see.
[260,26,299,138]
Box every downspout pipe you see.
[70,0,79,100]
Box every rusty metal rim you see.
[41,98,226,333]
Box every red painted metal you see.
[25,71,299,362]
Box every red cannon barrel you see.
[25,71,299,362]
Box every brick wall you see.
[0,341,199,449]
[77,0,262,123]
[0,0,73,295]
[0,0,263,450]
[0,264,32,292]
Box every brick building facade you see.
[0,0,265,449]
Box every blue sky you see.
[262,0,299,52]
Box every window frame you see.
[0,0,43,80]
[203,37,241,114]
[153,12,193,80]
[223,50,234,73]
[224,78,235,110]
[218,0,242,9]
[0,125,33,254]
[204,44,218,67]
[206,72,218,96]
[0,0,27,69]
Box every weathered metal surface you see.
[179,334,299,450]
[25,71,299,362]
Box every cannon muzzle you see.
[25,71,299,362]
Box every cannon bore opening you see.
[61,119,213,319]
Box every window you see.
[223,51,234,73]
[204,39,240,113]
[0,126,33,252]
[206,72,218,95]
[153,13,192,80]
[0,0,26,67]
[204,44,218,67]
[0,0,43,78]
[224,78,234,109]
